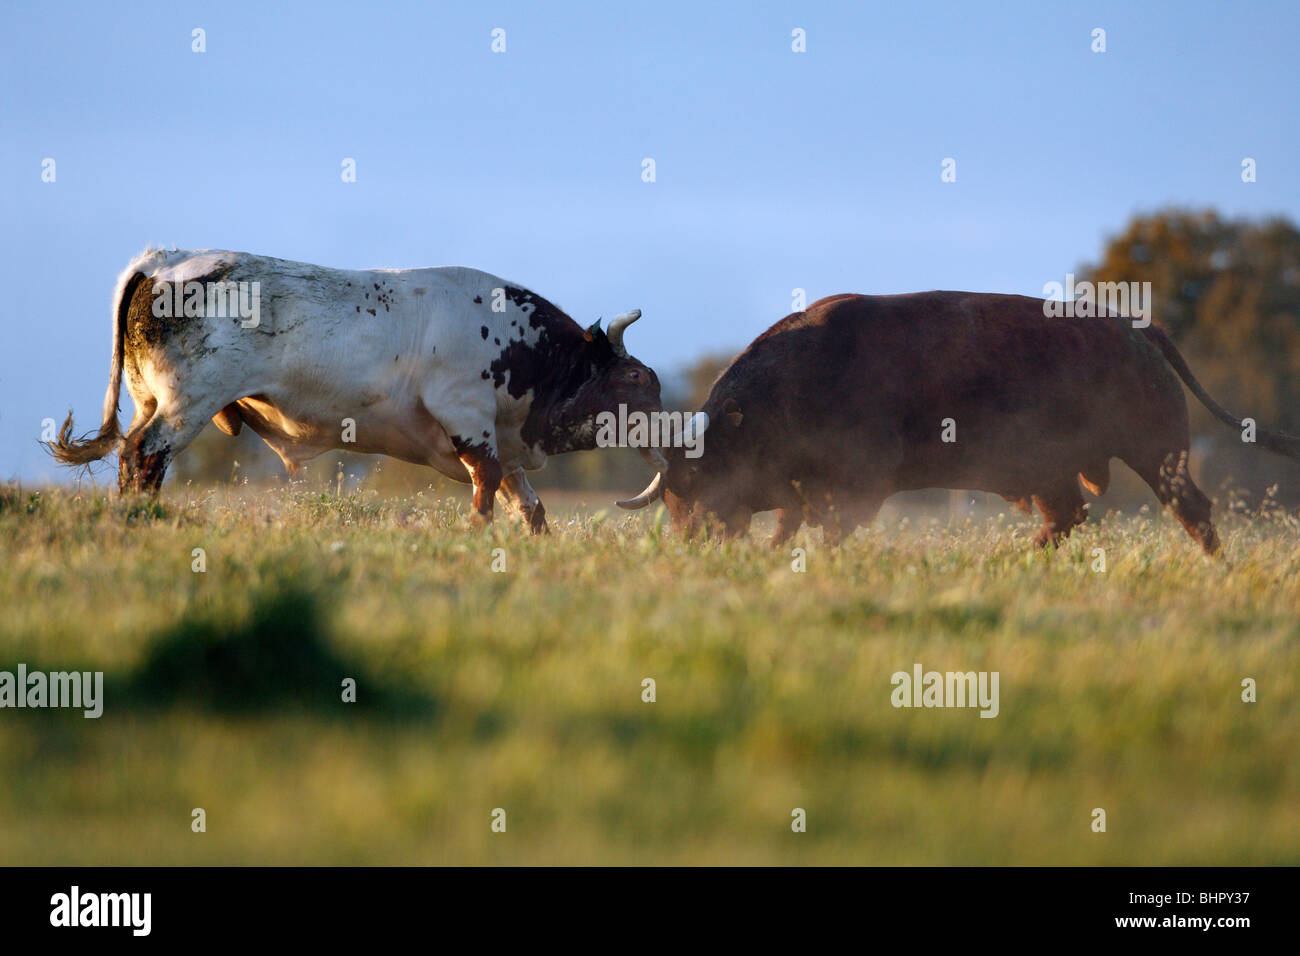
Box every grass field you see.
[1,481,1297,865]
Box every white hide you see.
[117,247,558,483]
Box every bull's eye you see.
[626,369,640,381]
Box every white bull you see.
[51,248,666,531]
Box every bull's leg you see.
[425,389,504,528]
[452,435,503,527]
[806,492,842,547]
[119,421,154,493]
[690,503,752,541]
[117,397,158,493]
[719,506,754,541]
[1132,450,1219,554]
[816,494,883,548]
[211,403,244,436]
[1001,494,1034,515]
[118,405,211,494]
[498,467,548,534]
[769,508,802,550]
[1031,479,1088,548]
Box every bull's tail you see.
[1141,324,1300,460]
[47,270,147,466]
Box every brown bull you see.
[619,292,1300,553]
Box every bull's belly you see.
[893,438,1112,497]
[229,395,470,481]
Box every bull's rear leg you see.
[118,406,212,494]
[211,403,244,436]
[1032,479,1088,548]
[499,467,548,534]
[119,420,162,493]
[1001,494,1033,515]
[1132,450,1219,554]
[452,436,503,527]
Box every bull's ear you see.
[585,319,601,342]
[723,397,743,427]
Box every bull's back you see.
[717,292,1184,495]
[127,252,517,390]
[120,252,545,462]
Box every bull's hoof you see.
[529,504,549,535]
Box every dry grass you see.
[0,480,1296,864]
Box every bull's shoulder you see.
[409,266,528,299]
[413,269,576,323]
[749,293,875,345]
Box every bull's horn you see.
[617,471,663,510]
[606,309,642,357]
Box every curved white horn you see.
[616,472,663,510]
[606,309,642,357]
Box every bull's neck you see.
[518,328,602,455]
[538,391,601,455]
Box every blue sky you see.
[3,0,1298,480]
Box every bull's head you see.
[615,397,753,538]
[541,309,667,471]
[595,309,663,431]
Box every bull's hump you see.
[791,290,1047,332]
[806,292,865,312]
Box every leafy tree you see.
[1083,209,1300,506]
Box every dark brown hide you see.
[655,292,1300,553]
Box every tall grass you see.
[0,482,1296,864]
